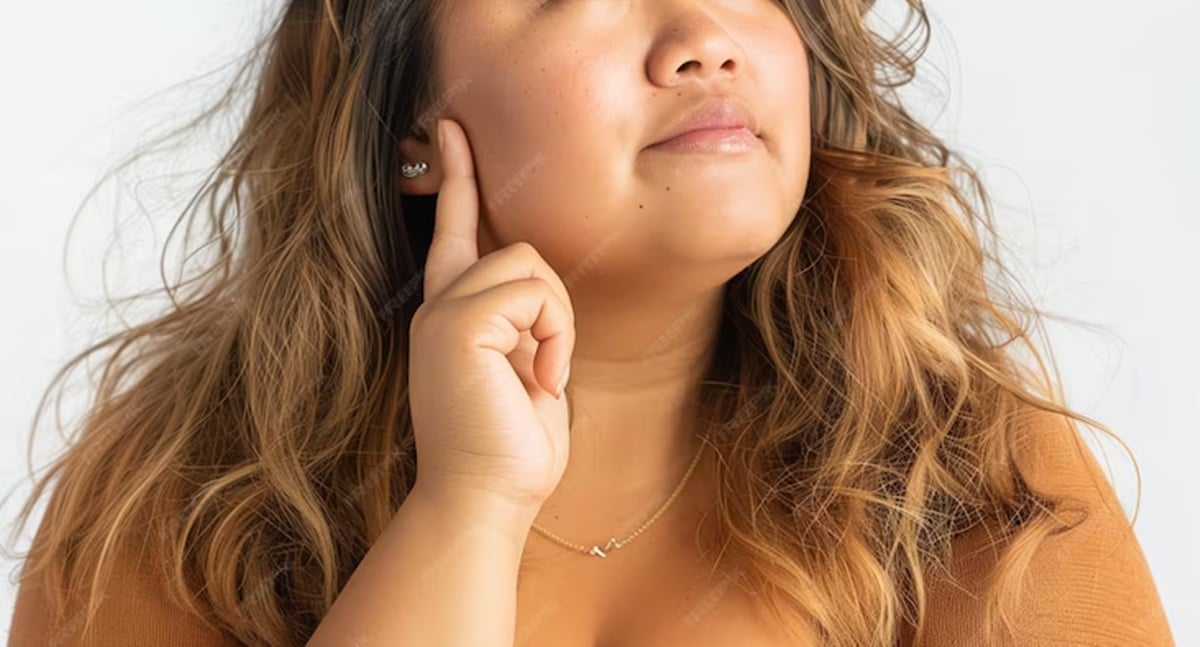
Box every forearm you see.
[307,484,536,647]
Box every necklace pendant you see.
[604,537,623,551]
[588,545,608,558]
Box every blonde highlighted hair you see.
[5,1,1140,645]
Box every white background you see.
[2,1,1196,643]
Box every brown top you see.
[8,415,1176,646]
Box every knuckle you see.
[511,240,541,261]
[410,302,427,326]
[529,277,556,304]
[409,302,433,337]
[471,312,512,348]
[412,298,454,329]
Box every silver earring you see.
[400,161,429,179]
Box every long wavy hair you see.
[4,0,1141,645]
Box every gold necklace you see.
[529,442,706,559]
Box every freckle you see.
[666,186,671,191]
[639,204,644,209]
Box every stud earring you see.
[400,161,429,178]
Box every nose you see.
[645,5,746,88]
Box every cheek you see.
[478,143,628,277]
[462,59,632,252]
[757,30,812,209]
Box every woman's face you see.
[428,0,811,285]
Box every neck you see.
[524,283,727,559]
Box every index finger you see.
[423,118,480,301]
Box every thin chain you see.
[529,441,707,559]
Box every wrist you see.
[407,481,542,543]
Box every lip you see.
[647,95,762,152]
[647,126,762,154]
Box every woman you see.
[6,0,1174,645]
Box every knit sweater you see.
[7,412,1176,646]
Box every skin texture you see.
[397,0,811,552]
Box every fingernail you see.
[555,365,570,399]
[436,119,447,156]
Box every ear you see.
[395,121,444,196]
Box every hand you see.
[407,117,576,512]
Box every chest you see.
[514,527,815,646]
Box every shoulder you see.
[8,506,244,647]
[913,408,1175,646]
